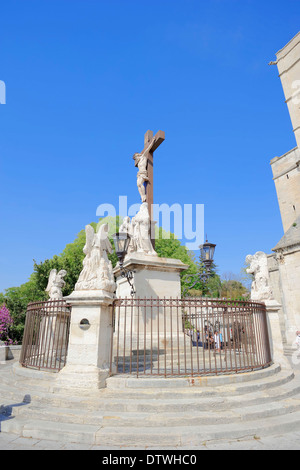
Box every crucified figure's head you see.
[133,153,142,167]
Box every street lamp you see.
[200,239,216,271]
[182,238,216,297]
[112,232,135,296]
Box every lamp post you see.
[200,239,216,273]
[182,239,216,297]
[112,232,135,296]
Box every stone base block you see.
[0,343,7,364]
[56,365,110,390]
[113,253,188,298]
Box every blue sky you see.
[0,0,299,292]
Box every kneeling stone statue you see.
[119,202,157,257]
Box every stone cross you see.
[133,130,165,248]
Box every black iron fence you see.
[110,297,272,377]
[20,300,71,372]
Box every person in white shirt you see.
[214,331,221,352]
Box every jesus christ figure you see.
[133,137,155,202]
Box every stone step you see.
[4,394,300,429]
[0,374,294,414]
[93,412,300,447]
[1,370,300,419]
[3,410,300,447]
[1,416,99,445]
[2,385,300,418]
[112,353,262,371]
[104,366,294,394]
[1,360,300,446]
[0,363,296,404]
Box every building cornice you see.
[270,147,298,166]
[272,160,300,180]
[276,32,300,60]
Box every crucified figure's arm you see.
[142,137,155,156]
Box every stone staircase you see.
[1,360,300,447]
[113,347,265,376]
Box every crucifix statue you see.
[133,130,165,248]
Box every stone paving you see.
[0,429,300,450]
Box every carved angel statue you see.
[246,251,273,302]
[75,223,116,293]
[46,269,67,300]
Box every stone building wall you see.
[275,32,300,149]
[268,32,300,351]
[271,147,300,233]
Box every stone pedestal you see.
[114,253,188,298]
[0,341,7,364]
[56,290,115,389]
[113,253,188,352]
[265,299,290,369]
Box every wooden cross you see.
[135,130,165,248]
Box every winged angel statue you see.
[46,269,67,300]
[75,223,116,293]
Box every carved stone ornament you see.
[46,269,67,300]
[275,250,285,264]
[119,203,157,257]
[245,251,274,302]
[75,224,116,293]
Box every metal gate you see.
[20,300,71,372]
[110,297,272,377]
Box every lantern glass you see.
[112,232,131,263]
[200,241,216,265]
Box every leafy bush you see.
[0,305,15,345]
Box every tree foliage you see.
[220,279,249,300]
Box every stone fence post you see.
[56,290,115,389]
[265,299,290,369]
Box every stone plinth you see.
[56,290,115,389]
[113,254,188,352]
[265,299,290,369]
[114,253,188,298]
[0,341,7,364]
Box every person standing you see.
[214,331,221,353]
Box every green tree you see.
[220,279,249,300]
[181,257,221,297]
[33,216,121,297]
[206,271,222,297]
[155,228,199,295]
[2,278,45,343]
